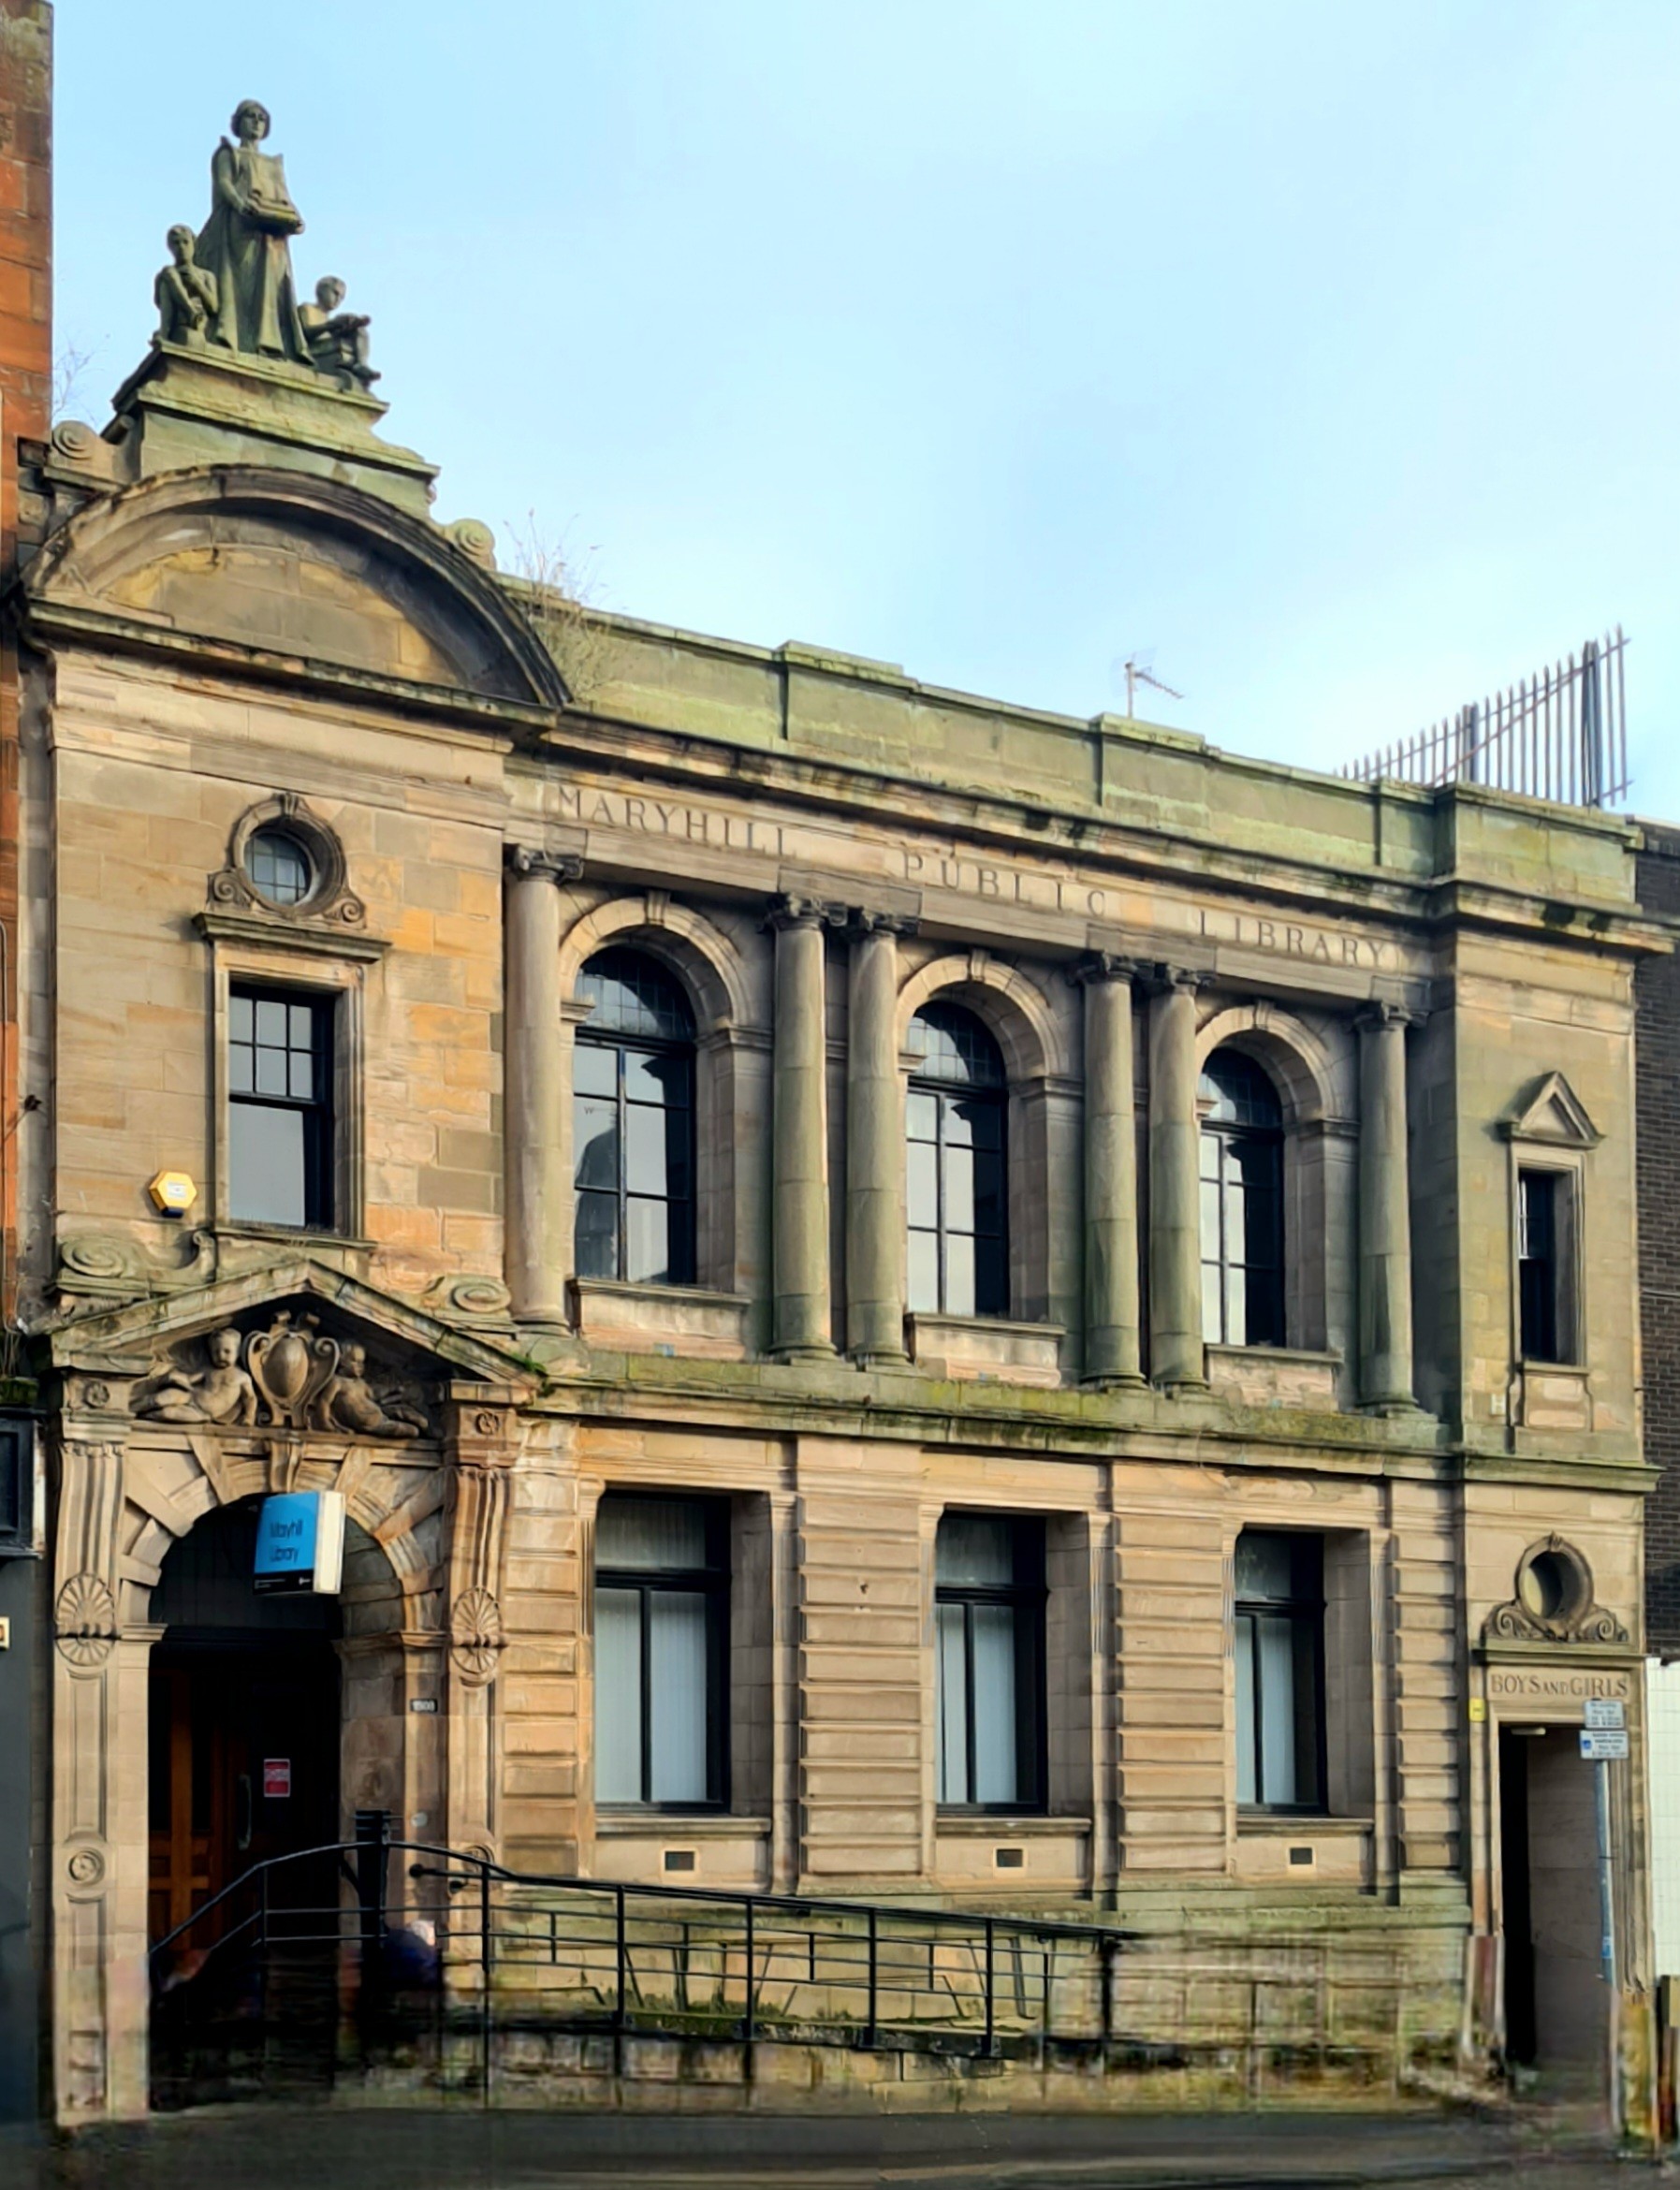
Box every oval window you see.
[245,826,314,907]
[1519,1549,1572,1622]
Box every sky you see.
[48,1,1680,819]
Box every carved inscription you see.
[561,781,1401,968]
[1487,1669,1632,1701]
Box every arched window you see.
[907,1002,1008,1318]
[574,948,696,1285]
[1199,1047,1284,1347]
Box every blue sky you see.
[51,2,1680,819]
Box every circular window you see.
[1519,1551,1570,1622]
[244,826,314,907]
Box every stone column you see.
[1356,1004,1416,1410]
[1074,955,1144,1385]
[1147,968,1207,1391]
[504,848,581,1323]
[769,896,836,1358]
[846,912,912,1365]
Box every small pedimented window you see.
[1501,1072,1601,1149]
[209,795,365,930]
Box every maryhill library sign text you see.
[557,781,1410,971]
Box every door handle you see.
[236,1773,253,1852]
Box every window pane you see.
[973,1232,1009,1318]
[575,1190,619,1278]
[937,1513,1017,1588]
[971,1602,1018,1804]
[1234,1532,1298,1603]
[1225,1262,1248,1346]
[624,1048,689,1109]
[230,1039,255,1096]
[624,1102,669,1196]
[575,1098,621,1192]
[255,1044,289,1098]
[1256,1613,1299,1806]
[595,1588,643,1803]
[1202,1260,1224,1342]
[972,1148,1005,1238]
[964,1096,1003,1154]
[288,1048,315,1102]
[230,994,254,1042]
[1200,1169,1221,1255]
[907,1143,939,1231]
[906,1090,939,1142]
[937,1602,969,1804]
[1235,1613,1258,1805]
[578,949,694,1042]
[944,1234,976,1317]
[649,1590,710,1803]
[230,1103,307,1226]
[574,1043,618,1098]
[908,1229,939,1313]
[625,1195,672,1284]
[255,998,287,1045]
[942,1143,975,1233]
[597,1496,713,1573]
[942,1097,975,1151]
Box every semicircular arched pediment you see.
[23,466,568,712]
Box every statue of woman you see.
[195,99,309,364]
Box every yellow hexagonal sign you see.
[148,1169,198,1216]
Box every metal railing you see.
[147,1827,1135,2102]
[1337,627,1629,809]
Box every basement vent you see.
[664,1849,696,1874]
[1289,1846,1314,1867]
[995,1847,1025,1870]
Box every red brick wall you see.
[0,1,50,1322]
[1637,824,1680,1650]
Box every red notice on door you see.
[262,1759,292,1799]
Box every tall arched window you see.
[1199,1047,1285,1347]
[574,948,696,1285]
[907,1002,1008,1318]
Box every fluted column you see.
[1074,955,1145,1385]
[1147,967,1207,1391]
[504,847,580,1322]
[769,896,836,1358]
[846,912,913,1365]
[1357,1003,1416,1410]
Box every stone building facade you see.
[6,103,1666,2126]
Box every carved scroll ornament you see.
[133,1313,429,1438]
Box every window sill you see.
[595,1811,770,1837]
[905,1312,1064,1388]
[936,1813,1090,1835]
[1236,1812,1371,1835]
[571,1278,751,1361]
[1206,1343,1341,1411]
[217,1220,375,1254]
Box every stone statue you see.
[153,226,219,349]
[299,276,378,389]
[135,1326,258,1424]
[195,99,309,363]
[310,1344,426,1439]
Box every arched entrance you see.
[147,1500,343,1946]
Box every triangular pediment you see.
[49,1254,539,1393]
[1501,1071,1601,1149]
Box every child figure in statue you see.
[135,1326,258,1425]
[153,226,219,349]
[299,276,379,389]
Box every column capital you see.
[1069,950,1145,990]
[1145,961,1214,998]
[504,844,584,885]
[1353,999,1424,1033]
[847,907,918,940]
[764,891,846,933]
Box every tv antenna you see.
[1117,653,1184,720]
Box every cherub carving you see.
[153,226,220,350]
[134,1326,257,1424]
[310,1343,425,1439]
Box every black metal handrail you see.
[147,1832,1136,2102]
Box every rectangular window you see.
[228,986,333,1229]
[1234,1530,1324,1813]
[1518,1168,1575,1363]
[935,1512,1045,1810]
[594,1493,727,1809]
